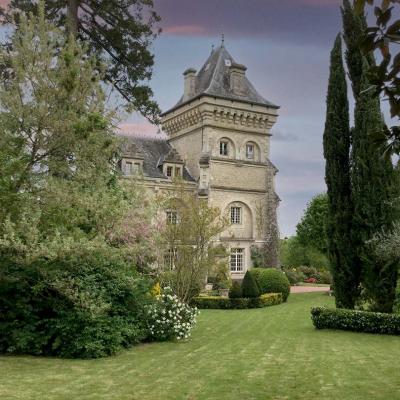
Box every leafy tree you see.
[2,0,161,121]
[323,35,359,309]
[0,2,156,269]
[158,181,229,302]
[296,193,328,254]
[241,270,260,298]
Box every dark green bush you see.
[311,307,400,335]
[192,293,282,309]
[251,268,290,302]
[241,270,260,298]
[0,253,152,358]
[393,281,400,314]
[229,281,242,298]
[282,268,304,285]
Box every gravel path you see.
[290,285,331,293]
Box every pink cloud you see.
[163,24,207,36]
[117,122,165,138]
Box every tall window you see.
[166,210,178,225]
[246,144,254,160]
[166,166,173,177]
[164,248,177,270]
[220,140,229,156]
[124,161,133,175]
[230,206,242,224]
[230,248,244,272]
[175,167,181,177]
[132,162,142,174]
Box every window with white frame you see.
[166,210,178,225]
[175,167,181,177]
[246,144,254,160]
[166,166,173,177]
[164,248,176,270]
[132,162,142,174]
[230,206,242,224]
[124,161,133,175]
[230,248,244,272]
[220,140,229,156]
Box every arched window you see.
[244,141,260,162]
[218,137,235,158]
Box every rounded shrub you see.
[229,281,242,299]
[241,270,260,298]
[0,252,152,359]
[251,268,290,302]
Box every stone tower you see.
[161,44,280,277]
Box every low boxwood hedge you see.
[192,293,282,310]
[311,307,400,335]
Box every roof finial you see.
[221,33,225,47]
[211,44,215,54]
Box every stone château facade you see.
[120,44,280,279]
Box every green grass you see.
[1,293,400,400]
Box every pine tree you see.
[351,63,398,312]
[2,0,161,121]
[323,35,359,309]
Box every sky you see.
[0,0,361,237]
[122,0,345,237]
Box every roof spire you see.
[211,44,215,54]
[221,33,225,47]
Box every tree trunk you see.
[67,0,79,36]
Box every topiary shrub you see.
[0,252,152,359]
[229,281,242,298]
[251,268,290,302]
[241,270,260,298]
[192,293,283,309]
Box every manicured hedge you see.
[192,293,282,309]
[311,307,400,335]
[251,268,290,302]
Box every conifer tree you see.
[323,35,359,309]
[341,0,374,99]
[351,64,398,312]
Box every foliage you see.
[0,252,152,359]
[2,0,161,121]
[241,270,260,298]
[352,0,400,156]
[228,281,243,299]
[157,182,229,302]
[251,268,290,302]
[279,237,329,270]
[146,287,198,341]
[351,64,398,313]
[282,268,305,285]
[296,193,329,254]
[0,3,118,224]
[311,306,400,335]
[191,293,283,310]
[209,262,231,290]
[323,34,359,309]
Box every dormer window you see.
[220,141,229,156]
[246,144,254,160]
[166,166,173,177]
[175,167,181,177]
[124,161,133,176]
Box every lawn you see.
[1,293,400,400]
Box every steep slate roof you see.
[119,135,195,182]
[163,45,279,115]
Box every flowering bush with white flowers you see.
[147,287,199,341]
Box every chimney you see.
[229,63,247,95]
[183,68,197,101]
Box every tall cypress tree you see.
[323,35,359,309]
[342,0,398,312]
[351,64,398,313]
[341,0,374,99]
